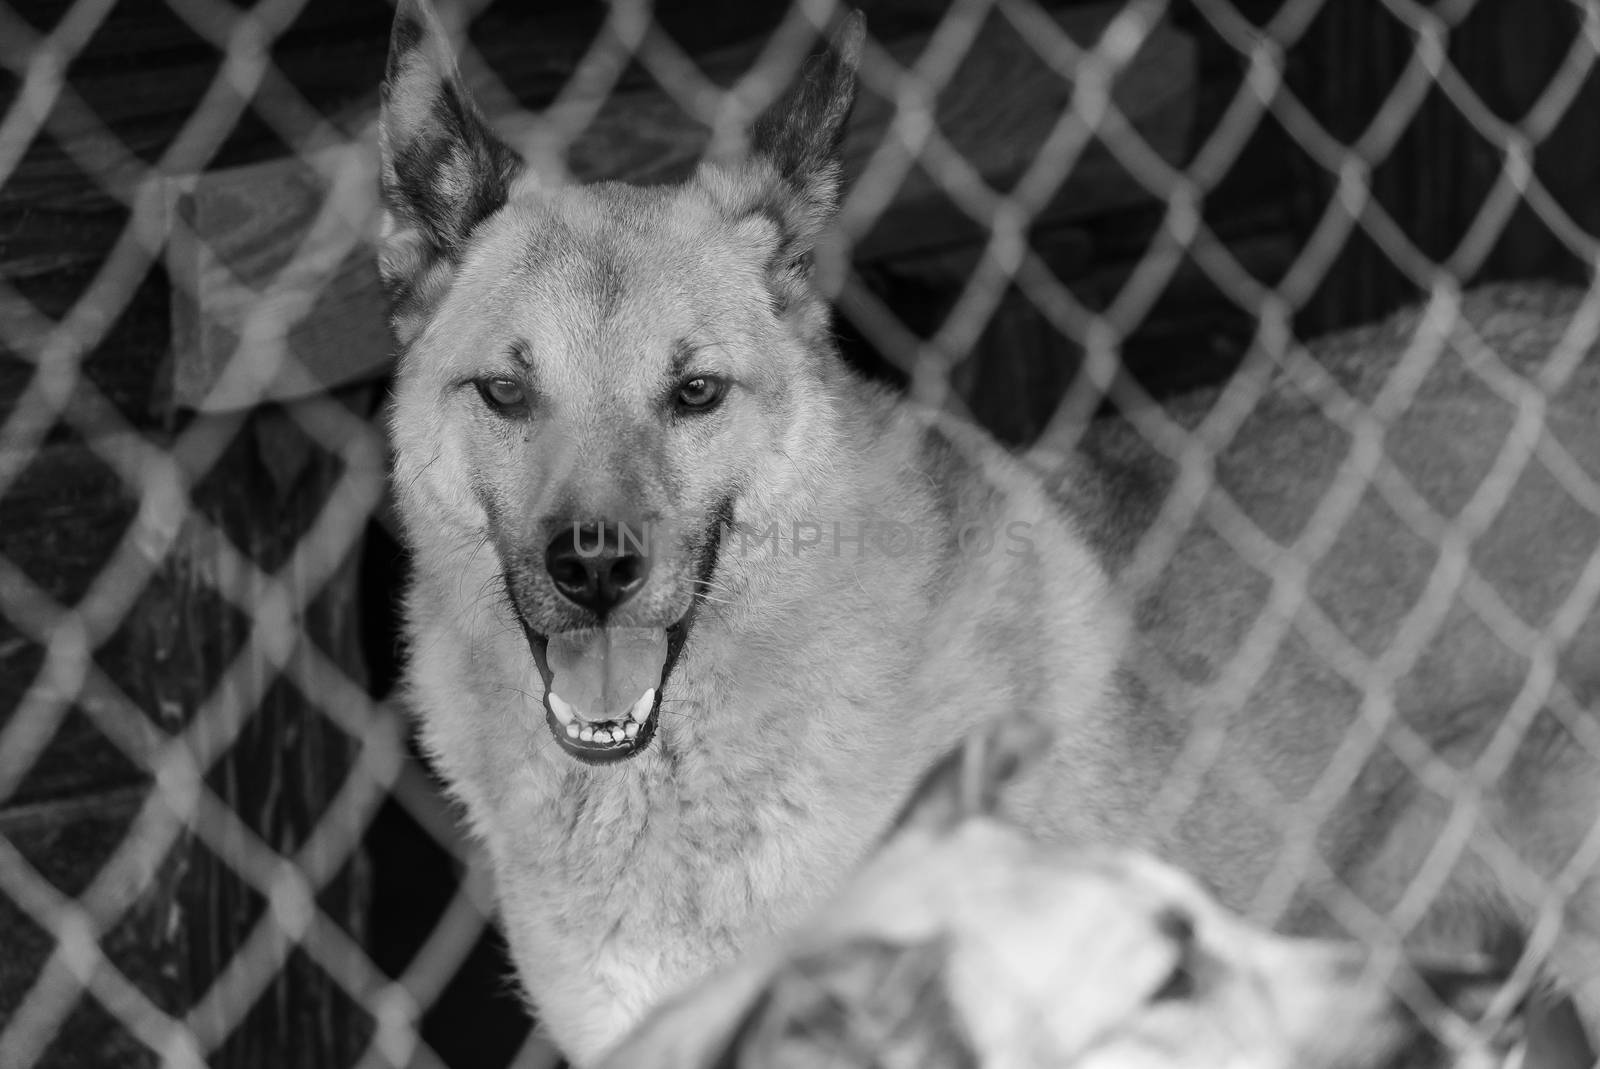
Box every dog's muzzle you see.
[518,501,731,765]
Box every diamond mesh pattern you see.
[2,0,1598,1065]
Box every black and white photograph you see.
[1,0,1598,1066]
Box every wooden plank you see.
[0,442,152,807]
[842,6,1194,263]
[123,404,376,1068]
[0,788,176,1069]
[1288,0,1600,335]
[0,0,784,166]
[0,410,376,1065]
[165,1,1196,411]
[0,268,179,438]
[888,224,1295,446]
[166,142,385,413]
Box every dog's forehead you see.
[420,182,788,390]
[471,183,773,332]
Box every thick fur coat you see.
[376,3,1600,1063]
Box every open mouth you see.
[525,621,692,765]
[515,499,730,765]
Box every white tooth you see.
[595,726,613,744]
[566,723,579,739]
[629,689,655,723]
[548,693,576,725]
[624,721,639,739]
[580,726,594,743]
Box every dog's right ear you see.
[378,0,522,342]
[886,713,1054,839]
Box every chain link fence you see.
[2,0,1599,1065]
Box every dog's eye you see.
[476,376,528,414]
[1149,908,1199,1003]
[675,375,727,413]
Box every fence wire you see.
[1,0,1598,1065]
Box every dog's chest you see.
[490,753,861,1062]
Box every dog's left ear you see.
[700,12,864,319]
[747,11,864,243]
[886,713,1054,838]
[378,0,523,341]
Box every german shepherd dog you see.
[376,1,1600,1063]
[600,714,1528,1069]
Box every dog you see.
[598,714,1527,1069]
[375,1,1600,1064]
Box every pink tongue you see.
[548,628,668,719]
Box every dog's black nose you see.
[545,522,651,615]
[1416,962,1509,1023]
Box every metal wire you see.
[1,0,1598,1065]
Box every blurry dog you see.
[600,715,1528,1069]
